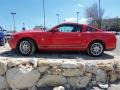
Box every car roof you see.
[59,22,84,26]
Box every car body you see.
[8,23,117,56]
[0,31,5,46]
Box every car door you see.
[52,24,82,50]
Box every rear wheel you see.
[87,42,104,56]
[17,39,36,56]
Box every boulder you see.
[97,62,114,71]
[110,72,118,82]
[38,60,49,67]
[6,67,40,89]
[0,76,7,89]
[47,60,63,66]
[7,60,21,68]
[96,69,107,83]
[0,60,7,75]
[115,62,120,72]
[7,60,34,69]
[38,66,49,73]
[67,76,91,88]
[60,61,85,69]
[49,66,62,75]
[85,72,92,78]
[86,62,97,74]
[77,62,86,72]
[60,61,79,69]
[37,75,67,87]
[62,69,84,76]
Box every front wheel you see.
[17,39,36,56]
[87,42,104,57]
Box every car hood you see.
[12,29,46,36]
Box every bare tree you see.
[85,3,104,28]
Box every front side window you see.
[57,24,82,32]
[59,25,73,32]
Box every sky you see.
[0,0,120,31]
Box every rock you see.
[53,86,65,90]
[96,83,109,89]
[116,66,120,72]
[62,69,84,76]
[64,84,70,89]
[115,62,120,72]
[7,60,21,68]
[37,75,67,87]
[60,61,85,70]
[96,69,107,83]
[18,63,33,69]
[67,76,91,88]
[7,60,30,68]
[60,61,79,69]
[38,60,49,67]
[38,59,63,67]
[6,67,40,89]
[0,76,7,89]
[110,72,118,82]
[7,60,33,69]
[86,62,97,74]
[85,72,92,78]
[38,66,49,73]
[77,62,86,72]
[47,60,63,66]
[29,58,38,68]
[91,81,97,85]
[97,62,114,71]
[0,60,7,75]
[49,66,62,75]
[28,86,37,90]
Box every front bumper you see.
[8,38,16,49]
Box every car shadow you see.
[0,50,114,60]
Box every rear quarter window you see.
[87,26,97,32]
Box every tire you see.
[87,42,104,57]
[17,39,36,56]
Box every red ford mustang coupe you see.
[8,23,117,56]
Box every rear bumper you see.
[105,35,117,51]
